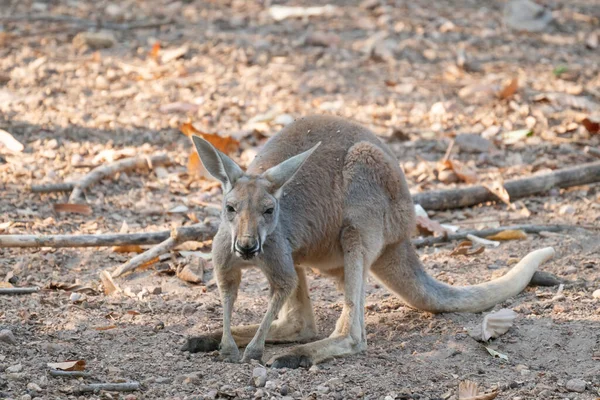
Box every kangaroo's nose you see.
[235,237,260,259]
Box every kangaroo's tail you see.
[371,240,555,313]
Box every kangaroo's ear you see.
[192,135,244,192]
[262,142,321,197]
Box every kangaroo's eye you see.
[226,205,236,213]
[264,208,274,215]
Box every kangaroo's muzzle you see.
[234,236,261,260]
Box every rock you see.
[565,378,586,393]
[438,169,459,184]
[455,134,495,153]
[529,271,562,287]
[181,304,196,316]
[205,389,218,399]
[7,363,23,373]
[593,289,600,299]
[145,285,162,295]
[0,329,17,345]
[254,388,266,398]
[155,377,172,384]
[177,260,204,284]
[564,266,577,275]
[559,205,576,215]
[252,366,267,388]
[20,395,32,400]
[317,385,330,394]
[264,380,276,390]
[280,385,289,396]
[26,382,42,393]
[70,292,84,303]
[72,31,116,49]
[503,0,553,32]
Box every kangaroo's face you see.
[192,136,320,260]
[222,177,278,260]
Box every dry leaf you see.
[482,181,511,205]
[485,347,508,361]
[416,215,448,237]
[0,282,13,288]
[47,360,86,371]
[458,380,499,400]
[112,245,144,253]
[53,203,93,215]
[502,129,532,145]
[0,129,24,153]
[176,257,206,284]
[160,45,188,63]
[450,241,485,256]
[486,229,527,241]
[582,117,599,134]
[180,123,240,154]
[482,309,517,341]
[139,257,160,271]
[448,160,478,184]
[93,325,117,331]
[99,270,121,296]
[149,41,161,60]
[0,221,13,233]
[497,77,518,99]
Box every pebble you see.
[181,304,196,316]
[7,363,23,373]
[564,266,577,275]
[72,31,116,49]
[592,289,600,299]
[280,385,289,396]
[317,385,330,394]
[565,378,586,393]
[252,366,267,388]
[559,205,576,215]
[26,382,42,393]
[0,329,17,345]
[20,395,31,400]
[254,388,265,398]
[205,389,218,399]
[455,133,495,153]
[146,286,162,295]
[264,380,276,390]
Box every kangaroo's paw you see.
[218,346,241,363]
[267,353,313,369]
[181,335,221,353]
[241,348,264,364]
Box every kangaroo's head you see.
[192,136,320,260]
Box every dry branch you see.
[0,287,40,295]
[411,224,585,248]
[30,154,171,202]
[0,14,171,31]
[0,225,217,248]
[412,160,600,210]
[77,382,140,393]
[49,370,91,378]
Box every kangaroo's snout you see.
[234,236,261,260]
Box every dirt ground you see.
[1,0,600,399]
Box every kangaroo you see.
[181,115,555,368]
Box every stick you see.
[412,160,600,210]
[30,154,171,202]
[77,382,140,393]
[412,224,584,248]
[0,225,217,248]
[49,370,91,378]
[0,14,172,31]
[0,287,40,295]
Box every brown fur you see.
[182,115,555,368]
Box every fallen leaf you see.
[416,215,448,237]
[47,360,86,371]
[139,257,160,271]
[448,160,478,184]
[0,221,13,233]
[458,380,499,400]
[160,45,189,64]
[180,123,239,154]
[450,241,485,256]
[482,181,511,205]
[581,117,599,134]
[0,129,24,153]
[482,309,517,341]
[99,270,121,296]
[466,234,500,248]
[53,203,93,215]
[485,347,508,361]
[112,245,144,253]
[149,41,161,60]
[126,310,140,315]
[486,230,527,241]
[93,325,117,331]
[497,77,518,99]
[502,129,532,145]
[0,282,13,288]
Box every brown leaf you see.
[93,325,117,331]
[149,41,161,60]
[176,257,206,284]
[497,77,518,100]
[582,117,600,134]
[450,241,485,256]
[47,360,86,371]
[482,181,511,205]
[139,257,160,271]
[0,281,13,288]
[180,123,240,154]
[416,215,448,237]
[53,203,93,215]
[486,230,527,241]
[111,245,144,253]
[458,380,498,400]
[0,221,13,233]
[448,160,478,184]
[99,270,121,296]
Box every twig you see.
[412,224,586,248]
[0,14,172,31]
[0,225,217,248]
[30,154,171,202]
[0,287,40,295]
[49,370,91,378]
[413,160,600,210]
[30,183,74,193]
[77,382,140,393]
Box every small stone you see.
[455,133,495,153]
[205,389,218,399]
[317,385,330,394]
[20,395,32,400]
[264,380,276,390]
[146,286,162,295]
[559,205,576,215]
[592,289,600,299]
[0,329,17,345]
[564,266,577,275]
[280,385,289,396]
[438,169,459,184]
[252,366,267,388]
[27,382,42,392]
[254,388,265,398]
[69,292,83,303]
[565,378,586,393]
[155,377,172,384]
[72,31,116,49]
[7,363,23,373]
[309,365,321,373]
[181,304,196,316]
